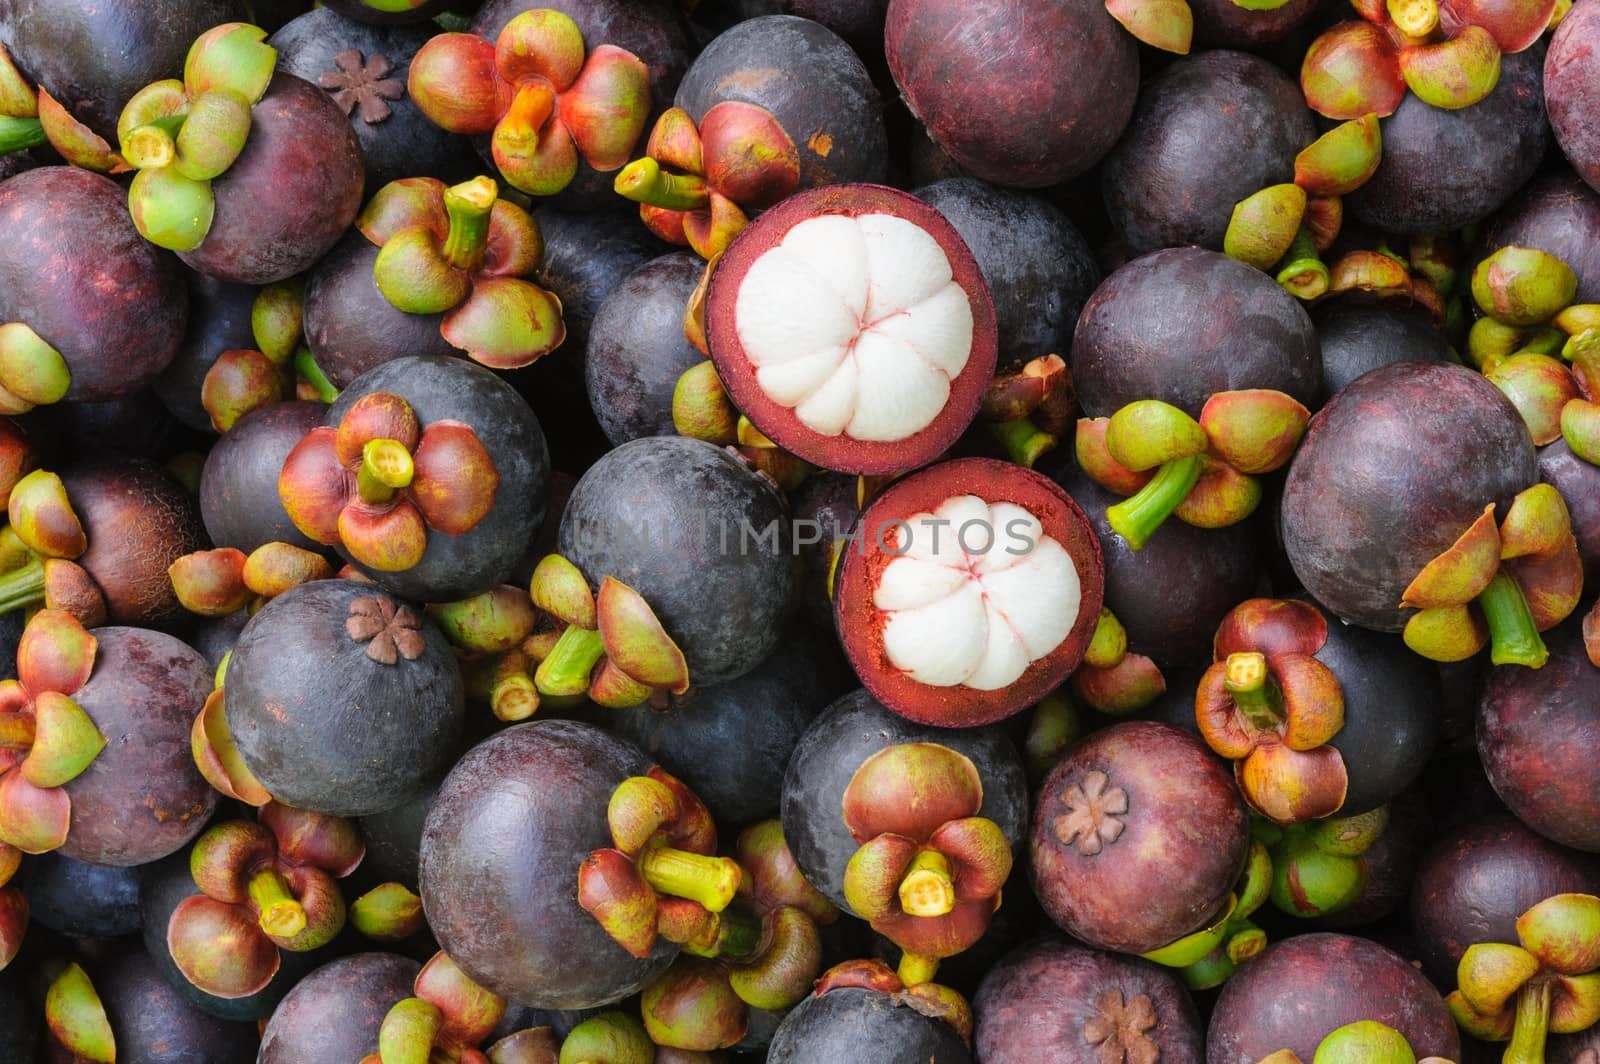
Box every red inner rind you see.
[705,183,999,476]
[835,457,1105,727]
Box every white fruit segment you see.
[873,495,1080,691]
[733,212,975,443]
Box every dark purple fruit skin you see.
[61,627,216,866]
[329,355,550,600]
[535,208,668,365]
[1540,438,1600,585]
[200,400,328,553]
[1190,0,1319,49]
[20,389,191,465]
[180,73,365,286]
[708,0,889,54]
[585,252,705,447]
[1347,45,1549,233]
[674,15,888,190]
[780,689,1028,910]
[154,271,257,433]
[1046,460,1258,667]
[1207,934,1459,1063]
[190,609,247,671]
[1411,814,1600,985]
[914,177,1100,371]
[558,436,793,687]
[141,847,333,1023]
[16,851,142,938]
[272,8,474,191]
[97,949,258,1064]
[1031,721,1248,955]
[0,166,189,402]
[974,939,1203,1064]
[1481,169,1600,304]
[885,0,1138,188]
[767,986,972,1064]
[303,231,459,389]
[257,952,420,1064]
[227,579,465,817]
[1103,50,1315,255]
[788,471,857,628]
[319,0,453,24]
[1478,621,1600,852]
[1071,246,1321,418]
[419,720,678,1008]
[0,0,245,139]
[355,779,437,890]
[610,622,853,825]
[1312,791,1430,930]
[1313,303,1457,397]
[0,969,38,1064]
[1280,361,1537,632]
[1547,0,1600,194]
[1552,1025,1600,1062]
[66,458,210,628]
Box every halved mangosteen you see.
[832,457,1102,727]
[704,183,998,475]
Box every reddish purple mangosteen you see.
[832,458,1103,727]
[1481,170,1600,304]
[256,952,421,1063]
[200,400,329,555]
[1547,1,1600,195]
[767,960,973,1063]
[704,183,999,475]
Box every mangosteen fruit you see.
[1540,438,1600,585]
[1314,302,1457,396]
[154,271,258,433]
[885,0,1138,189]
[831,457,1103,727]
[586,252,707,447]
[200,400,328,553]
[1103,50,1314,256]
[1206,933,1460,1061]
[535,207,669,367]
[1547,1,1600,194]
[1482,169,1600,303]
[356,778,437,890]
[767,961,972,1063]
[974,938,1203,1063]
[1190,0,1319,49]
[913,177,1100,372]
[789,470,859,626]
[20,389,189,466]
[16,850,142,938]
[281,354,550,602]
[257,952,421,1063]
[318,0,454,25]
[0,166,189,408]
[223,579,465,816]
[1031,721,1249,957]
[0,967,36,1064]
[705,183,998,474]
[93,949,259,1063]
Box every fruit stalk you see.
[0,115,44,155]
[1477,570,1548,668]
[614,158,711,212]
[248,868,308,939]
[1105,453,1204,550]
[637,845,741,913]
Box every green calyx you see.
[1106,454,1204,551]
[614,157,712,212]
[1477,569,1548,669]
[1267,807,1387,919]
[0,114,43,156]
[1474,246,1580,328]
[1275,226,1330,302]
[1313,1021,1417,1064]
[372,177,504,316]
[0,322,71,410]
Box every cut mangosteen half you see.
[835,457,1104,727]
[706,184,997,475]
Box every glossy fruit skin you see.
[180,74,366,286]
[16,851,142,938]
[885,0,1138,189]
[257,952,421,1064]
[1481,168,1600,304]
[914,177,1100,371]
[1207,933,1459,1062]
[788,471,857,627]
[97,949,259,1064]
[0,969,39,1064]
[1540,439,1600,585]
[1347,46,1550,233]
[1410,813,1600,985]
[0,166,189,403]
[1103,50,1315,256]
[226,579,465,817]
[780,688,1028,910]
[1031,721,1248,955]
[200,400,328,554]
[675,15,888,190]
[608,621,853,825]
[1280,361,1537,631]
[585,252,705,447]
[1478,621,1600,852]
[318,0,454,25]
[974,939,1203,1063]
[767,986,972,1064]
[355,778,437,890]
[1190,0,1319,48]
[418,720,678,1009]
[154,272,256,433]
[0,0,245,139]
[1071,247,1321,419]
[709,0,889,53]
[1547,1,1600,193]
[326,354,550,601]
[61,627,216,866]
[1313,303,1458,397]
[558,435,793,686]
[535,208,667,366]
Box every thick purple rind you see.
[257,952,420,1063]
[1546,0,1600,195]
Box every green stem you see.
[987,416,1056,469]
[1275,226,1329,301]
[0,712,34,751]
[1477,570,1548,668]
[293,347,340,404]
[1105,453,1204,551]
[1504,980,1552,1064]
[637,846,741,913]
[356,438,415,505]
[441,176,497,273]
[897,951,939,987]
[1223,652,1284,732]
[533,625,605,698]
[121,114,187,170]
[490,672,539,723]
[248,868,307,940]
[898,850,956,918]
[0,115,44,156]
[613,157,711,212]
[709,906,764,962]
[0,553,45,615]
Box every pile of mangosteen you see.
[1,0,1600,1059]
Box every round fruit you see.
[768,980,971,1063]
[1546,1,1600,194]
[1481,169,1600,303]
[256,952,420,1063]
[199,400,328,554]
[1313,303,1457,397]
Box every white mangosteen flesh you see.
[872,494,1080,690]
[732,212,975,443]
